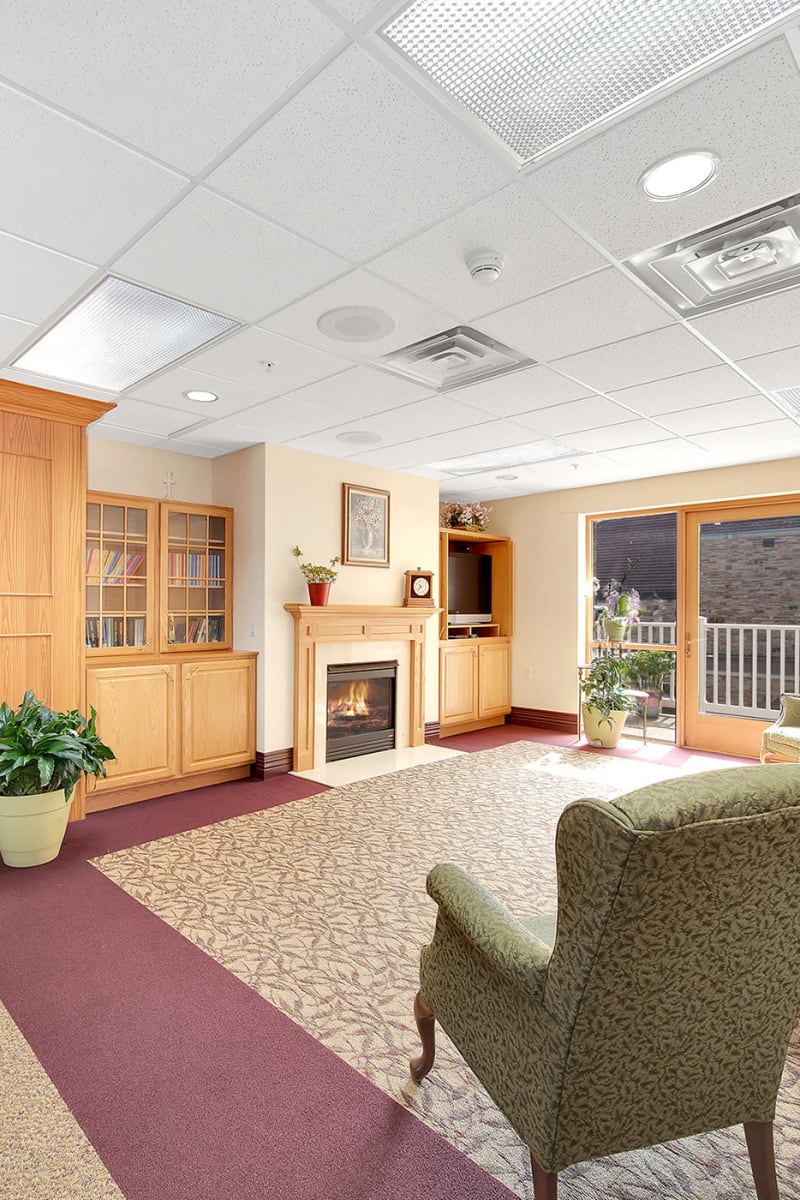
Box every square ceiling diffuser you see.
[12,276,238,392]
[381,0,800,163]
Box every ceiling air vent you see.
[627,194,800,315]
[377,325,535,391]
[772,386,800,417]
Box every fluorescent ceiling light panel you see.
[381,0,800,163]
[431,439,582,475]
[12,276,238,391]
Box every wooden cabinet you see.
[439,639,511,733]
[85,491,255,810]
[438,529,513,736]
[0,381,113,820]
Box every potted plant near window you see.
[579,653,637,748]
[594,579,641,643]
[292,546,341,606]
[0,691,115,868]
[623,649,677,718]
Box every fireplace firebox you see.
[326,661,397,762]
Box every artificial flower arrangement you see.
[594,578,641,634]
[291,546,341,583]
[440,501,492,532]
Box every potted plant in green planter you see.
[622,649,677,718]
[594,579,641,643]
[292,546,341,606]
[579,653,637,748]
[0,691,115,868]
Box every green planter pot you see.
[603,618,627,642]
[0,788,71,867]
[582,704,629,749]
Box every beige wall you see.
[263,443,440,754]
[88,438,213,501]
[491,455,800,716]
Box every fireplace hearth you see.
[326,661,397,762]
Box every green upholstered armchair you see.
[410,764,800,1200]
[761,694,800,763]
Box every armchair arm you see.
[426,862,551,1002]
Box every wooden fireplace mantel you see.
[284,604,439,772]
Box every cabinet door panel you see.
[478,641,511,718]
[181,657,255,773]
[87,665,178,790]
[440,643,479,723]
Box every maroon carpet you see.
[0,729,749,1199]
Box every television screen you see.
[448,552,492,623]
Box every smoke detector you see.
[467,252,503,285]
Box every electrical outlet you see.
[523,665,532,680]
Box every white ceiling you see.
[3,1,800,498]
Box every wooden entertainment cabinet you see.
[438,529,513,736]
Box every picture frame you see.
[342,483,390,567]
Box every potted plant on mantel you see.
[579,653,637,748]
[292,546,341,606]
[0,691,115,868]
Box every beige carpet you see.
[0,1001,124,1200]
[92,742,800,1199]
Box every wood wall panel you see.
[0,634,53,704]
[0,453,52,594]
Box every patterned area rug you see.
[92,742,800,1199]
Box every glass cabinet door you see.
[161,503,231,650]
[86,496,155,652]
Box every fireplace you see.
[326,661,397,762]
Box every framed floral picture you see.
[342,483,390,567]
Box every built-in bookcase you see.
[161,502,231,650]
[86,495,156,653]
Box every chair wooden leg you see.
[409,991,436,1082]
[531,1154,557,1200]
[744,1121,780,1200]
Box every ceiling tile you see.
[0,233,97,324]
[0,86,186,261]
[88,424,165,448]
[0,2,342,174]
[286,393,491,455]
[476,267,674,361]
[261,268,459,359]
[554,326,723,393]
[179,327,351,395]
[116,189,348,322]
[688,417,800,457]
[511,395,635,437]
[454,364,592,418]
[131,368,274,420]
[604,439,712,472]
[348,418,537,469]
[657,394,783,436]
[324,0,379,20]
[736,345,800,390]
[608,364,754,416]
[169,422,264,455]
[231,395,352,441]
[368,184,603,319]
[527,39,800,260]
[566,420,674,452]
[0,314,36,360]
[286,365,433,420]
[209,46,507,260]
[95,397,198,438]
[690,287,800,360]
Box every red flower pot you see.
[307,582,331,606]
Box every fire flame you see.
[330,680,371,717]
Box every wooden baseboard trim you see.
[424,720,441,739]
[85,764,253,812]
[253,748,294,778]
[509,706,578,735]
[438,715,506,738]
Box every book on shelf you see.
[85,548,145,583]
[85,616,100,648]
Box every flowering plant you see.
[594,579,641,625]
[292,546,341,584]
[440,501,492,531]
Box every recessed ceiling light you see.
[11,276,237,391]
[335,430,383,445]
[640,150,720,201]
[184,389,218,403]
[381,0,795,164]
[317,307,396,342]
